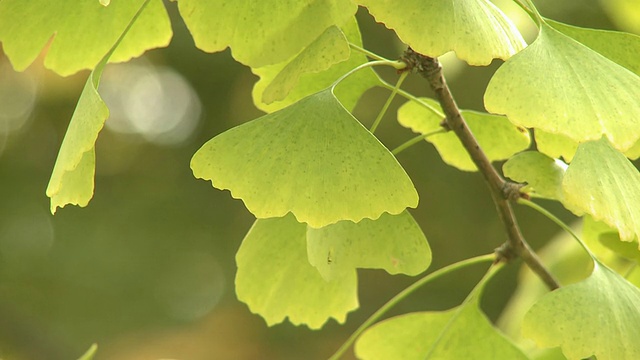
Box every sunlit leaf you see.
[77,344,98,360]
[191,89,418,228]
[485,23,640,152]
[177,0,357,68]
[0,0,171,76]
[534,130,578,163]
[502,151,566,200]
[561,138,640,242]
[306,211,431,281]
[398,98,530,171]
[252,18,380,113]
[523,262,640,360]
[235,215,358,329]
[357,0,526,65]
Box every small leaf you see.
[306,211,431,281]
[357,0,526,65]
[77,344,98,360]
[523,262,640,360]
[485,24,640,152]
[561,138,640,242]
[177,0,357,68]
[398,98,530,171]
[191,89,418,228]
[502,151,566,200]
[235,215,358,329]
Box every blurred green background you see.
[0,1,637,359]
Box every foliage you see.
[2,0,640,359]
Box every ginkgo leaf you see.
[235,215,358,329]
[261,26,350,104]
[0,0,171,76]
[600,0,640,35]
[599,233,640,262]
[485,23,640,152]
[177,0,357,68]
[252,18,380,113]
[502,151,566,201]
[191,89,418,228]
[45,0,154,213]
[534,130,578,163]
[357,0,526,65]
[306,211,431,281]
[561,138,640,242]
[397,98,530,171]
[523,261,640,360]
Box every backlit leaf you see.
[357,0,526,65]
[191,89,418,228]
[523,262,640,360]
[0,0,171,76]
[177,0,357,68]
[485,23,640,152]
[502,151,566,200]
[306,211,431,281]
[398,98,530,171]
[561,138,640,242]
[236,215,358,329]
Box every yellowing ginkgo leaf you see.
[357,0,526,65]
[236,215,358,329]
[191,89,418,228]
[561,138,640,242]
[0,0,171,76]
[485,24,640,152]
[502,151,566,201]
[177,0,357,68]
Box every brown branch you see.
[401,49,560,291]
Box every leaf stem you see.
[370,72,408,133]
[327,253,495,360]
[330,60,406,90]
[378,79,445,118]
[349,43,392,62]
[391,129,448,155]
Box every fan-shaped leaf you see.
[177,0,357,68]
[191,89,418,228]
[534,130,578,163]
[502,151,566,200]
[523,262,640,360]
[485,24,640,152]
[306,211,431,281]
[235,215,358,329]
[0,0,171,76]
[398,98,530,171]
[357,0,526,65]
[561,138,640,242]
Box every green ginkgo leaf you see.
[191,89,418,228]
[523,261,640,360]
[177,0,357,68]
[561,138,640,242]
[397,98,530,171]
[485,23,640,152]
[235,215,358,329]
[357,0,526,65]
[599,233,640,262]
[0,0,171,76]
[306,211,431,281]
[534,130,578,163]
[502,151,566,201]
[252,18,380,113]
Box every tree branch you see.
[401,49,560,290]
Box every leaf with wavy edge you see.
[357,0,525,65]
[191,89,418,228]
[177,0,356,68]
[0,0,171,76]
[502,151,566,201]
[485,23,640,152]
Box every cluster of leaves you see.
[1,0,640,359]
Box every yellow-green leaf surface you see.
[523,262,640,360]
[600,0,640,34]
[535,130,578,163]
[485,23,640,152]
[235,215,358,329]
[561,138,640,242]
[77,344,98,360]
[306,211,431,281]
[599,233,640,262]
[252,18,379,113]
[177,0,357,68]
[398,98,530,171]
[191,89,418,228]
[357,0,525,65]
[0,0,171,76]
[502,151,566,200]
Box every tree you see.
[0,0,639,359]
